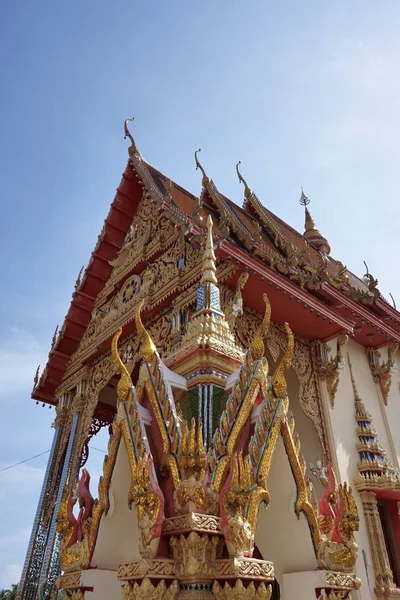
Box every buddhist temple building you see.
[18,121,400,600]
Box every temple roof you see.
[32,140,400,404]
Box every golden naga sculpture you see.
[220,452,269,558]
[317,464,359,572]
[135,299,157,363]
[112,326,133,403]
[129,451,165,559]
[174,418,218,515]
[250,293,271,361]
[270,322,294,400]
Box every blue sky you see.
[1,0,400,588]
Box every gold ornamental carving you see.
[313,335,348,408]
[118,559,176,580]
[59,571,81,589]
[170,531,219,579]
[367,344,398,405]
[162,513,222,535]
[213,579,272,600]
[65,589,85,600]
[122,578,180,600]
[214,558,274,580]
[174,419,218,515]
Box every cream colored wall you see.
[91,441,141,570]
[81,568,122,600]
[383,346,400,466]
[255,436,317,590]
[322,337,390,600]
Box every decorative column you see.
[17,397,69,600]
[360,491,395,595]
[38,380,89,599]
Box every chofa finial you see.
[195,149,209,186]
[124,118,137,155]
[236,161,251,199]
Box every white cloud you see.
[0,328,47,399]
[0,563,22,588]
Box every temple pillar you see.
[17,396,70,600]
[359,491,396,597]
[38,380,90,599]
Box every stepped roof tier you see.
[32,123,400,405]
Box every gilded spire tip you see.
[299,188,310,206]
[200,214,218,286]
[124,118,137,154]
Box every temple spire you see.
[299,189,331,255]
[196,215,221,313]
[348,354,387,477]
[201,215,218,286]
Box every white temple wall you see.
[255,436,317,593]
[384,347,400,465]
[322,337,384,599]
[81,569,121,600]
[91,441,140,570]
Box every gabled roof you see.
[32,137,400,404]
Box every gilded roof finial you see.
[390,293,397,310]
[135,300,157,362]
[124,118,137,155]
[195,149,209,187]
[299,189,330,255]
[299,188,310,207]
[200,214,218,286]
[236,161,251,200]
[111,327,133,402]
[250,294,271,360]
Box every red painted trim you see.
[218,240,355,335]
[322,285,400,344]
